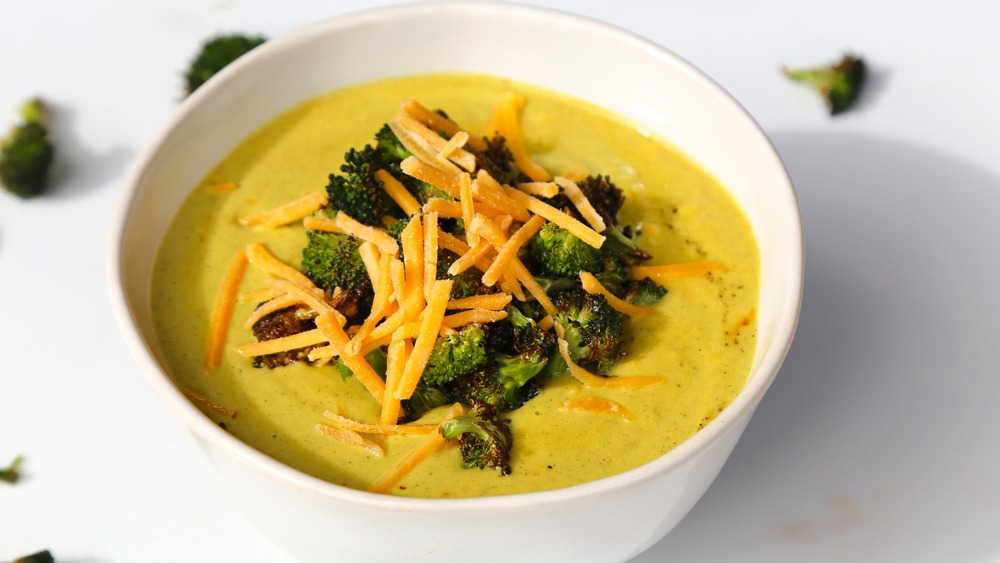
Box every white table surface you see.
[3,1,999,561]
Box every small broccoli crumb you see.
[1,98,54,198]
[185,34,267,96]
[0,454,24,483]
[13,550,55,563]
[784,53,866,115]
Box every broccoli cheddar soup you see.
[151,73,759,498]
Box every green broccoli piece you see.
[553,289,626,373]
[13,550,54,563]
[623,277,668,306]
[185,34,267,96]
[301,230,369,293]
[422,325,489,386]
[300,230,373,321]
[375,123,410,162]
[439,403,513,474]
[1,454,24,483]
[785,53,866,115]
[326,145,403,226]
[1,98,54,198]
[446,351,546,412]
[528,222,603,279]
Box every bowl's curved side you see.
[107,2,802,561]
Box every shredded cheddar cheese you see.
[204,249,249,373]
[367,403,464,494]
[631,261,727,282]
[239,190,328,229]
[579,272,656,317]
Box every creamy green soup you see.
[151,73,759,498]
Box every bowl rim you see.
[107,0,803,512]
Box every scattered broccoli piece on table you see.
[1,454,24,483]
[14,550,54,563]
[784,53,866,115]
[1,98,54,198]
[185,34,267,96]
[439,403,513,474]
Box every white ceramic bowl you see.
[108,3,802,562]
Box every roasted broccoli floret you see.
[185,34,267,95]
[472,136,519,186]
[300,230,373,320]
[552,289,626,373]
[447,357,544,412]
[422,325,489,386]
[437,250,495,300]
[251,307,319,368]
[785,53,866,115]
[13,550,54,563]
[1,98,54,198]
[326,145,403,225]
[1,454,24,483]
[439,403,513,474]
[623,276,668,306]
[301,230,369,292]
[577,175,625,226]
[528,222,603,278]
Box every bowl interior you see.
[110,2,801,506]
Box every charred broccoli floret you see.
[623,277,668,306]
[301,230,369,292]
[785,53,866,115]
[422,325,489,386]
[552,289,626,373]
[577,175,625,226]
[1,98,54,198]
[185,34,267,95]
[300,230,373,320]
[472,136,519,186]
[251,306,319,368]
[439,403,513,474]
[326,145,402,225]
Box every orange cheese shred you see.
[559,397,636,422]
[630,261,727,282]
[323,410,435,436]
[375,169,422,216]
[395,279,453,400]
[402,98,487,151]
[239,190,328,229]
[204,249,249,373]
[489,91,550,182]
[315,423,384,457]
[367,403,465,494]
[579,272,656,317]
[556,337,661,389]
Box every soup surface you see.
[151,73,759,498]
